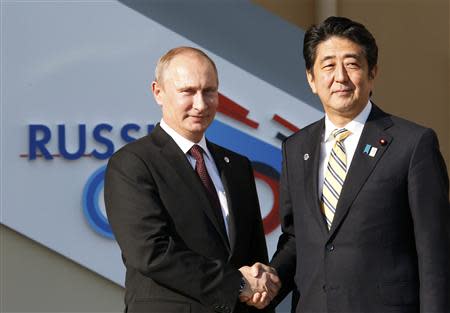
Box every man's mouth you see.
[332,89,353,95]
[333,88,352,93]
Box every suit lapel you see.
[329,105,393,236]
[207,142,235,252]
[303,119,330,236]
[152,125,231,252]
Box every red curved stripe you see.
[272,114,300,132]
[218,93,259,129]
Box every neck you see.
[179,130,202,143]
[161,119,203,143]
[325,102,369,128]
[327,115,353,128]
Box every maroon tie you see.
[189,145,227,238]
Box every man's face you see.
[152,53,219,142]
[306,36,377,123]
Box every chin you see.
[327,104,350,113]
[335,99,358,109]
[187,125,207,134]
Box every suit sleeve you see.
[407,128,450,312]
[270,140,298,306]
[242,157,276,313]
[104,149,242,312]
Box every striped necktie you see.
[321,128,352,230]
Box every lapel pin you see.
[224,156,230,163]
[379,138,387,146]
[363,144,378,158]
[304,153,309,160]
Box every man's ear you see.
[151,81,164,107]
[306,70,317,94]
[369,64,378,80]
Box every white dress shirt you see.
[318,101,372,198]
[160,119,231,238]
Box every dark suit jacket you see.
[271,105,450,313]
[105,125,271,313]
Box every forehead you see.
[315,36,365,61]
[164,53,218,85]
[167,53,215,74]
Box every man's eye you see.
[346,62,359,69]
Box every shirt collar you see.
[324,100,372,142]
[159,119,213,161]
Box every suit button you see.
[326,244,335,251]
[328,284,340,291]
[322,284,327,292]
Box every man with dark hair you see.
[105,46,280,313]
[248,16,449,312]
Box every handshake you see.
[238,263,281,309]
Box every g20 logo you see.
[24,100,293,239]
[82,165,112,239]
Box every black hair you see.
[303,16,378,76]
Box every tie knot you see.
[189,144,204,162]
[332,128,351,142]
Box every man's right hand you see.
[238,263,281,309]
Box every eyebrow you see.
[320,53,362,62]
[176,85,218,92]
[177,86,196,92]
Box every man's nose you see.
[193,92,207,111]
[334,63,349,83]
